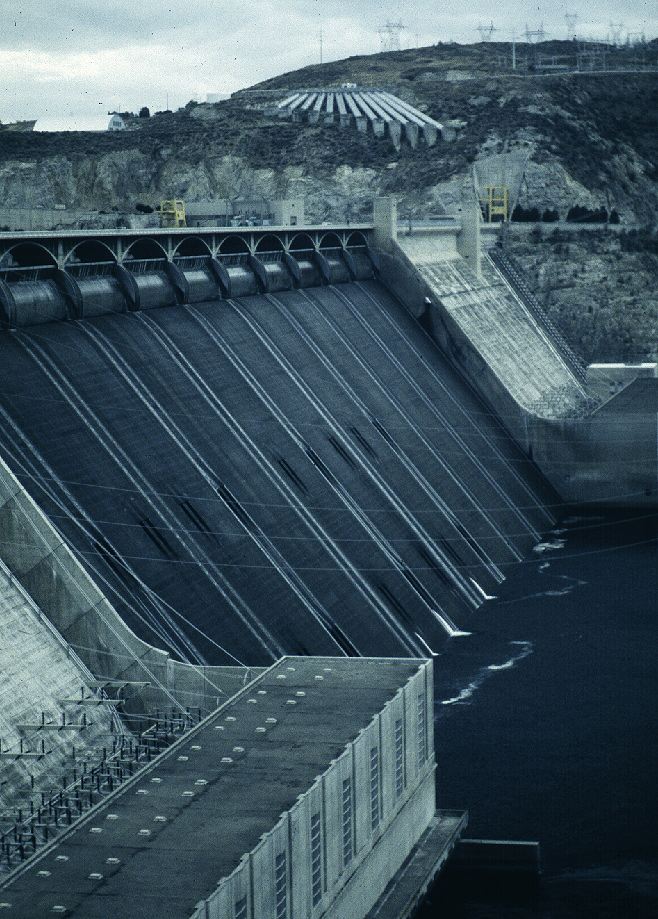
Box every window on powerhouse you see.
[275,850,288,919]
[342,777,354,867]
[310,811,323,906]
[370,745,381,831]
[417,692,428,767]
[395,717,405,798]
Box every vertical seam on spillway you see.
[352,281,553,532]
[286,286,516,574]
[14,330,281,663]
[179,304,426,655]
[133,312,362,658]
[74,321,308,662]
[226,296,479,617]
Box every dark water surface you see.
[419,509,658,918]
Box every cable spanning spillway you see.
[0,281,554,666]
[276,88,443,148]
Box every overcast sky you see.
[1,0,656,130]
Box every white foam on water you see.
[441,682,479,705]
[533,539,566,554]
[487,660,515,671]
[440,640,534,706]
[431,608,471,638]
[414,632,438,657]
[469,577,497,601]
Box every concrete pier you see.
[276,88,444,148]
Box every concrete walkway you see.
[366,810,468,919]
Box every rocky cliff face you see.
[506,227,658,363]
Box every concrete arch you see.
[0,242,57,271]
[318,232,343,251]
[64,239,117,266]
[173,237,212,258]
[255,234,285,254]
[289,232,316,253]
[346,231,368,248]
[217,235,250,257]
[123,238,168,262]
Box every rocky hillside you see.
[505,226,658,363]
[1,40,656,363]
[1,40,657,224]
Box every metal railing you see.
[489,248,589,385]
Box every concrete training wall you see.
[0,560,118,812]
[0,453,257,715]
[372,241,657,506]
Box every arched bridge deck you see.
[0,225,375,330]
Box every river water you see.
[419,508,658,918]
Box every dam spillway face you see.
[276,88,443,148]
[0,229,554,668]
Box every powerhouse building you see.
[0,657,465,919]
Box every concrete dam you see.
[0,204,655,917]
[0,219,560,672]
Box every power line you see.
[1,532,655,573]
[43,508,658,545]
[9,468,653,515]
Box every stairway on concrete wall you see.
[0,561,118,821]
[402,245,591,418]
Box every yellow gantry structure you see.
[484,186,510,222]
[159,199,187,228]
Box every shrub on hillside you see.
[512,204,541,222]
[566,205,609,223]
[619,228,658,254]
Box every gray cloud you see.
[0,1,655,129]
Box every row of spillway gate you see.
[0,231,374,330]
[276,88,444,148]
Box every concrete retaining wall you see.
[373,243,657,507]
[0,453,256,714]
[0,560,118,810]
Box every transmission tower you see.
[565,12,579,39]
[524,22,546,44]
[609,22,624,46]
[476,21,497,42]
[378,20,405,53]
